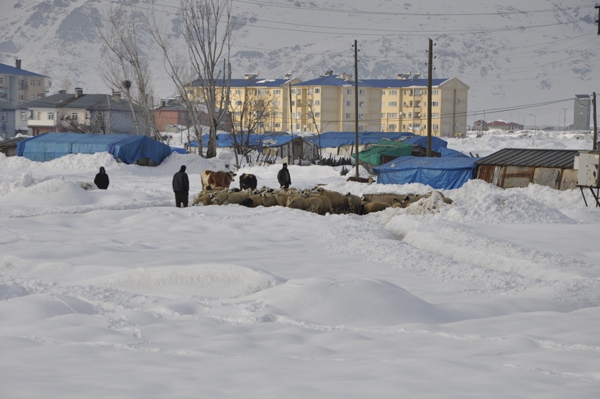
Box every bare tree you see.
[93,6,161,141]
[179,0,234,158]
[89,110,113,134]
[229,87,276,167]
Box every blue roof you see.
[16,133,172,165]
[0,62,47,78]
[305,131,416,148]
[191,78,290,88]
[293,76,449,88]
[373,156,480,189]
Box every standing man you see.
[277,163,291,189]
[172,165,190,208]
[94,166,109,190]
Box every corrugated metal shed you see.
[474,148,583,190]
[475,148,581,169]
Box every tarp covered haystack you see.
[305,131,415,148]
[354,139,414,166]
[373,156,480,189]
[186,133,294,149]
[16,133,173,165]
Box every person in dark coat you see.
[277,163,291,189]
[94,166,109,190]
[172,165,190,208]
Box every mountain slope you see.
[0,0,597,126]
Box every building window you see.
[315,88,320,93]
[433,124,439,129]
[30,95,34,100]
[408,112,412,118]
[390,90,398,95]
[30,79,35,86]
[346,101,351,106]
[72,113,78,120]
[315,100,320,105]
[0,77,3,85]
[358,125,364,131]
[274,89,281,95]
[388,102,397,107]
[273,100,280,106]
[1,112,6,122]
[382,102,385,107]
[297,112,301,118]
[381,113,385,118]
[389,124,397,130]
[235,101,242,106]
[37,80,41,86]
[48,112,54,120]
[19,94,24,100]
[346,113,351,119]
[359,101,364,107]
[315,112,320,117]
[432,113,439,118]
[296,123,300,130]
[86,113,90,120]
[346,89,352,95]
[21,111,28,121]
[258,89,265,95]
[291,101,295,106]
[382,90,386,95]
[274,123,281,128]
[432,101,439,107]
[414,89,422,96]
[414,123,421,128]
[388,113,398,118]
[359,113,364,119]
[359,89,365,95]
[307,88,312,94]
[234,89,242,94]
[432,90,439,95]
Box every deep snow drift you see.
[1,130,599,398]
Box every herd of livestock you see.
[192,171,453,215]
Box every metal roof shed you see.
[474,148,582,190]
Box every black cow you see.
[239,173,258,190]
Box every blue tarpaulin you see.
[16,133,173,165]
[402,135,448,149]
[187,133,294,148]
[373,156,480,189]
[305,131,415,148]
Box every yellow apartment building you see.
[294,73,468,137]
[188,74,300,133]
[0,60,49,106]
[186,73,468,137]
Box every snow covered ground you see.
[1,130,599,398]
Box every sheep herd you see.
[192,185,453,215]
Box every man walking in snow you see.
[277,163,291,189]
[172,165,190,208]
[94,166,109,190]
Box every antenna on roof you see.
[284,71,292,79]
[412,71,421,80]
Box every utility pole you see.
[596,5,600,35]
[593,92,597,150]
[353,39,360,179]
[289,81,294,163]
[426,38,433,157]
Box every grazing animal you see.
[261,192,279,207]
[239,173,258,190]
[192,188,221,206]
[346,193,362,214]
[222,191,250,205]
[209,189,232,205]
[361,193,406,206]
[362,201,390,214]
[306,195,333,215]
[201,170,236,190]
[241,194,264,208]
[346,176,374,184]
[286,195,307,210]
[312,187,348,214]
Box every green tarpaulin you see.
[355,140,414,166]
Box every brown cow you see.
[201,170,236,190]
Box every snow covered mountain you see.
[0,0,597,127]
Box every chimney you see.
[74,87,83,98]
[15,59,21,69]
[324,70,333,76]
[58,89,66,94]
[112,91,121,103]
[160,99,166,107]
